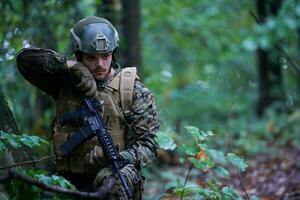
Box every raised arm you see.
[16,48,69,99]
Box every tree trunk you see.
[96,0,117,25]
[256,0,284,116]
[256,48,270,116]
[120,0,142,78]
[0,87,30,164]
[0,87,20,134]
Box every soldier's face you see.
[81,52,113,81]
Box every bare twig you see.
[0,155,54,170]
[227,86,250,200]
[180,164,194,200]
[0,168,115,199]
[227,86,243,153]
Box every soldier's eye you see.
[85,56,94,61]
[102,53,109,59]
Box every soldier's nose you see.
[96,58,105,67]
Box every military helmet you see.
[70,16,119,54]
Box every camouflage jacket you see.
[16,48,159,171]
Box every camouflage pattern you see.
[16,48,68,99]
[16,47,159,198]
[94,164,143,200]
[121,80,159,169]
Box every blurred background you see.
[1,0,300,199]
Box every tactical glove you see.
[94,164,143,200]
[85,145,108,169]
[68,62,98,97]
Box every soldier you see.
[16,16,159,199]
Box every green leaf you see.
[206,177,222,198]
[184,126,213,142]
[182,144,198,156]
[155,131,176,150]
[221,187,240,199]
[227,153,248,171]
[176,178,183,189]
[26,169,48,176]
[0,131,48,150]
[51,175,76,189]
[185,125,200,136]
[207,149,226,164]
[34,174,52,185]
[20,134,48,148]
[189,157,212,171]
[214,166,229,178]
[6,134,20,148]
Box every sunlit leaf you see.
[182,144,198,156]
[19,134,48,148]
[214,166,230,178]
[227,153,248,171]
[221,187,240,199]
[155,131,177,150]
[189,157,212,171]
[207,149,226,164]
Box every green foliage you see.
[1,0,300,199]
[27,169,76,190]
[227,153,248,172]
[0,0,102,133]
[6,169,76,200]
[0,131,74,200]
[155,131,177,150]
[0,130,48,153]
[156,125,252,200]
[227,108,300,156]
[141,0,300,158]
[181,126,248,172]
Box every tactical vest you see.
[53,67,138,174]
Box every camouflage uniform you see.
[16,48,159,199]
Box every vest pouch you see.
[107,128,126,152]
[53,131,85,173]
[53,132,69,172]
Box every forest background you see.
[0,0,300,199]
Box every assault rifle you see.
[58,97,132,199]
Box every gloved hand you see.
[85,145,108,169]
[67,61,98,97]
[94,164,143,200]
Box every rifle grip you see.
[60,126,94,156]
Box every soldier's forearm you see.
[17,48,69,75]
[16,48,69,98]
[122,135,158,169]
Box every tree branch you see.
[0,155,54,170]
[0,169,115,199]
